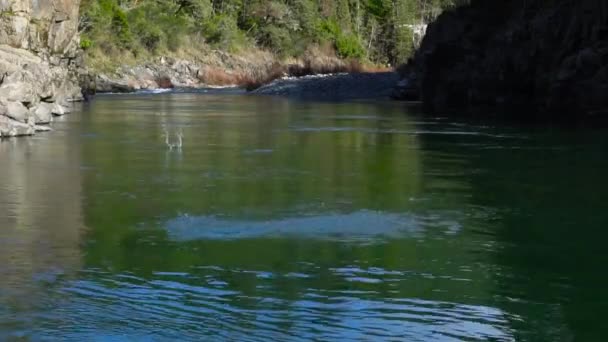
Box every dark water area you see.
[1,92,607,341]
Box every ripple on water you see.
[18,268,516,341]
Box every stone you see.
[34,125,52,132]
[96,75,135,93]
[31,102,54,124]
[0,0,83,138]
[157,75,174,89]
[50,103,68,116]
[0,115,35,137]
[0,0,81,54]
[3,101,31,123]
[0,81,37,105]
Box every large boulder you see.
[1,100,31,123]
[0,81,37,104]
[0,115,35,137]
[414,0,608,119]
[50,102,69,116]
[95,74,136,93]
[30,102,54,124]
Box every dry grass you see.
[156,76,174,88]
[240,58,391,91]
[195,47,392,90]
[240,59,389,90]
[197,66,246,86]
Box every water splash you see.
[164,210,424,242]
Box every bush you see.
[202,14,243,49]
[140,26,163,51]
[315,19,341,42]
[110,6,133,47]
[80,0,446,69]
[315,19,365,60]
[335,34,365,59]
[80,37,93,50]
[258,25,294,56]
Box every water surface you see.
[1,92,607,341]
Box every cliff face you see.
[0,0,80,54]
[414,0,608,119]
[0,0,82,137]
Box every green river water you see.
[1,91,607,341]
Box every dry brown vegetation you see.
[196,51,391,91]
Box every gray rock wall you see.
[0,0,82,137]
[0,0,80,54]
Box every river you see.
[1,91,607,341]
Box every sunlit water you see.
[1,91,608,341]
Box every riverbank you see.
[2,46,394,138]
[87,49,386,94]
[94,65,399,101]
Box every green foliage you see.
[80,37,93,50]
[201,14,248,51]
[258,25,295,56]
[80,0,462,65]
[314,19,363,59]
[1,10,16,18]
[111,6,133,47]
[335,34,365,59]
[316,19,340,39]
[364,0,390,18]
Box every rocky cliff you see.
[413,0,608,120]
[0,0,83,137]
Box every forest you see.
[79,0,464,67]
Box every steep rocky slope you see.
[413,0,608,120]
[0,0,83,137]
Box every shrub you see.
[80,37,93,50]
[314,19,365,60]
[315,19,340,42]
[202,14,240,48]
[139,26,163,51]
[258,25,294,56]
[335,34,365,59]
[110,6,133,47]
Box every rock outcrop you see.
[412,0,608,120]
[87,49,355,93]
[90,51,278,93]
[0,0,83,137]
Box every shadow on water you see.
[419,124,608,341]
[2,92,608,340]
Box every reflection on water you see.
[0,124,85,331]
[1,92,608,340]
